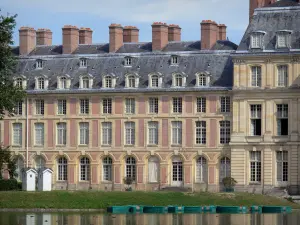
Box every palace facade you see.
[2,0,300,193]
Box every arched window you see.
[151,75,159,88]
[219,157,231,183]
[105,76,112,88]
[16,78,23,88]
[15,157,24,181]
[103,157,113,181]
[127,75,136,88]
[57,157,68,181]
[80,157,90,181]
[35,156,46,171]
[82,76,90,89]
[148,156,159,183]
[37,77,45,89]
[174,74,183,87]
[60,77,67,89]
[196,157,207,183]
[126,157,136,180]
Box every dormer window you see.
[14,76,27,89]
[38,77,45,89]
[148,73,163,88]
[124,57,132,66]
[35,76,48,90]
[79,74,93,89]
[57,75,71,89]
[105,76,112,88]
[102,73,117,89]
[60,77,67,89]
[16,78,23,88]
[82,77,90,88]
[151,75,159,87]
[36,60,43,69]
[251,31,265,49]
[172,73,187,87]
[80,58,87,68]
[171,56,179,65]
[125,73,139,88]
[196,72,210,87]
[128,75,135,87]
[276,31,292,48]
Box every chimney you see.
[200,20,218,50]
[152,22,168,51]
[168,24,181,42]
[123,26,139,43]
[36,28,52,46]
[79,27,93,45]
[217,24,227,41]
[62,25,79,54]
[109,24,123,53]
[19,27,36,55]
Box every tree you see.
[0,145,17,179]
[0,11,25,119]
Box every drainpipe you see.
[26,97,29,168]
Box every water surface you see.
[1,212,300,225]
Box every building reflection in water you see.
[2,212,300,225]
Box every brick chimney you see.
[79,27,93,45]
[152,22,168,51]
[62,25,79,54]
[19,27,36,55]
[217,24,227,41]
[123,26,139,43]
[109,24,123,53]
[36,28,52,46]
[168,24,181,42]
[200,20,218,50]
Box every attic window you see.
[105,76,112,88]
[80,58,87,68]
[36,60,43,69]
[38,77,45,89]
[125,73,139,88]
[196,73,210,87]
[251,32,265,49]
[124,57,132,66]
[16,78,23,88]
[171,56,179,65]
[276,31,292,48]
[82,76,90,88]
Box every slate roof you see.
[237,1,300,53]
[13,39,237,92]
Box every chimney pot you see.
[62,25,79,54]
[152,22,169,51]
[200,20,218,50]
[19,27,36,55]
[217,24,227,41]
[168,24,181,42]
[123,26,139,43]
[79,27,93,45]
[109,23,123,53]
[36,28,52,46]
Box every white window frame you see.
[37,77,45,90]
[103,157,113,181]
[196,97,206,113]
[79,122,89,145]
[15,157,24,181]
[172,121,182,145]
[174,74,183,87]
[220,96,230,113]
[80,99,89,114]
[127,75,136,88]
[148,121,158,145]
[35,99,44,115]
[195,121,206,145]
[250,104,262,136]
[171,56,179,65]
[125,98,135,114]
[251,66,262,87]
[13,123,22,146]
[14,101,23,116]
[80,157,90,181]
[60,77,67,89]
[220,120,230,144]
[148,156,159,183]
[82,77,90,89]
[15,78,23,88]
[57,122,67,145]
[219,157,231,183]
[196,157,207,183]
[276,31,291,49]
[57,99,67,115]
[149,97,159,114]
[125,157,136,180]
[124,57,132,66]
[105,76,112,88]
[251,33,264,49]
[125,122,135,145]
[102,122,112,145]
[102,98,112,114]
[277,104,288,136]
[172,97,182,114]
[36,59,43,69]
[277,65,288,87]
[276,151,288,185]
[34,123,44,146]
[250,151,261,183]
[151,75,159,88]
[57,157,68,181]
[80,58,87,68]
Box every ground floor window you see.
[57,157,68,181]
[80,157,90,181]
[250,151,261,182]
[15,157,24,181]
[35,156,45,171]
[126,157,136,180]
[196,157,207,183]
[103,157,112,181]
[276,151,288,182]
[219,157,231,183]
[148,156,159,183]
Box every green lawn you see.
[0,191,298,209]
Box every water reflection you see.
[0,212,299,225]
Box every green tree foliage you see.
[0,11,25,119]
[0,146,17,179]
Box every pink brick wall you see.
[47,99,54,116]
[4,121,9,146]
[209,166,215,184]
[185,96,193,114]
[184,166,191,184]
[115,120,121,147]
[70,119,76,147]
[161,166,167,184]
[209,96,217,113]
[91,97,100,115]
[209,119,217,148]
[186,119,193,147]
[137,166,143,183]
[162,119,168,147]
[69,165,75,184]
[115,97,123,114]
[48,120,54,148]
[69,98,77,115]
[115,166,120,183]
[138,97,145,114]
[138,119,144,147]
[162,96,169,113]
[92,120,98,147]
[92,166,97,184]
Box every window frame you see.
[34,123,44,146]
[79,122,89,145]
[12,123,22,146]
[56,122,67,146]
[172,121,182,145]
[125,157,136,180]
[149,97,159,114]
[195,121,206,145]
[277,65,288,87]
[57,157,68,181]
[36,59,43,69]
[80,157,90,181]
[220,96,231,113]
[125,121,135,145]
[125,98,135,114]
[172,97,182,114]
[80,58,87,68]
[102,98,112,114]
[103,157,113,181]
[57,99,67,115]
[251,66,262,87]
[80,99,89,114]
[220,120,230,144]
[195,157,207,183]
[35,99,45,115]
[148,121,159,145]
[250,151,261,183]
[102,122,112,146]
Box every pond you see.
[1,211,300,225]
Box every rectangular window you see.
[125,98,135,114]
[15,101,23,116]
[173,97,182,113]
[80,58,87,67]
[220,121,230,144]
[276,151,288,182]
[251,34,262,49]
[57,123,67,145]
[102,122,112,145]
[35,99,44,115]
[80,99,89,114]
[251,66,262,87]
[196,97,206,113]
[172,121,182,145]
[196,121,206,144]
[250,151,261,182]
[79,122,89,145]
[250,105,262,136]
[13,123,22,146]
[149,97,159,114]
[148,121,158,145]
[220,96,230,113]
[125,57,132,66]
[57,99,67,115]
[277,34,288,48]
[277,65,288,87]
[102,98,112,114]
[277,104,288,136]
[171,56,178,65]
[34,123,44,146]
[125,122,135,145]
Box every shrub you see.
[0,179,19,191]
[222,177,237,189]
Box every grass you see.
[0,191,299,209]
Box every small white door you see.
[172,157,183,186]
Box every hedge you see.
[0,179,21,191]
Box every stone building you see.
[2,0,300,193]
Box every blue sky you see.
[2,0,249,46]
